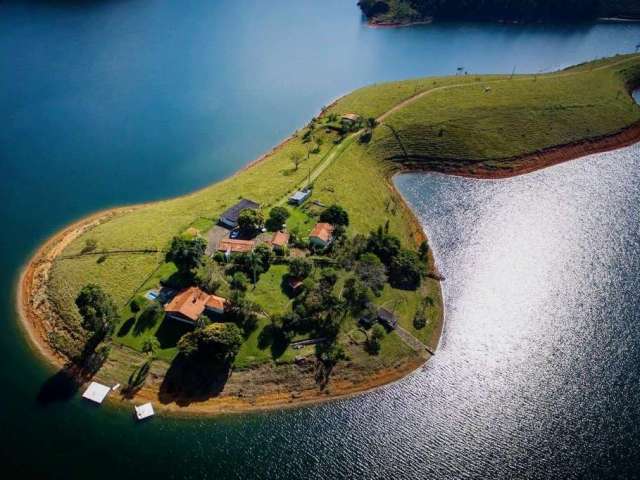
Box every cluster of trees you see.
[359,0,640,22]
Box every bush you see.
[413,311,427,330]
[130,297,142,313]
[320,204,349,226]
[319,268,338,288]
[81,239,98,254]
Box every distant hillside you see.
[358,0,640,25]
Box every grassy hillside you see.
[45,54,640,381]
[358,0,640,24]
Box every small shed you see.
[82,382,111,404]
[135,403,155,421]
[289,189,311,205]
[309,223,334,249]
[271,231,290,251]
[377,308,398,330]
[341,113,361,125]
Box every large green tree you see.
[177,323,243,364]
[320,204,349,226]
[167,236,206,272]
[75,284,119,338]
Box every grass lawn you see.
[285,206,316,238]
[246,265,292,316]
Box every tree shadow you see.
[161,270,193,290]
[132,309,160,336]
[36,336,111,406]
[155,317,192,349]
[36,365,82,406]
[257,324,289,359]
[117,317,135,337]
[158,354,231,407]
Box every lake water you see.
[2,0,640,477]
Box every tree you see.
[288,257,313,279]
[237,208,264,234]
[320,204,349,226]
[413,310,427,330]
[225,290,259,334]
[366,226,401,265]
[418,240,429,260]
[389,250,423,290]
[266,206,290,231]
[142,337,161,357]
[343,276,371,311]
[194,256,222,294]
[195,314,211,330]
[319,268,338,289]
[290,151,304,170]
[177,323,243,364]
[75,284,119,338]
[230,271,249,292]
[356,252,387,295]
[167,236,206,272]
[366,324,385,355]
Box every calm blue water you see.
[2,0,640,477]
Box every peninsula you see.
[19,54,640,415]
[358,0,640,26]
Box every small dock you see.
[82,382,111,404]
[135,403,155,421]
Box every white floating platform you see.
[82,382,111,404]
[135,403,155,421]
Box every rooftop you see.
[164,286,210,322]
[220,199,260,224]
[218,238,256,253]
[341,113,361,122]
[309,223,334,243]
[82,382,111,404]
[135,403,155,420]
[205,294,226,312]
[271,231,290,248]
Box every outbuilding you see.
[309,222,334,249]
[288,189,311,205]
[218,199,260,229]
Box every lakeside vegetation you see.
[38,54,640,409]
[358,0,640,25]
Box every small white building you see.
[135,403,155,421]
[82,382,111,404]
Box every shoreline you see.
[366,16,640,28]
[392,120,640,179]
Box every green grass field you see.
[45,54,640,373]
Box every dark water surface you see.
[2,0,640,477]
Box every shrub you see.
[366,324,385,355]
[81,238,98,254]
[413,311,427,330]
